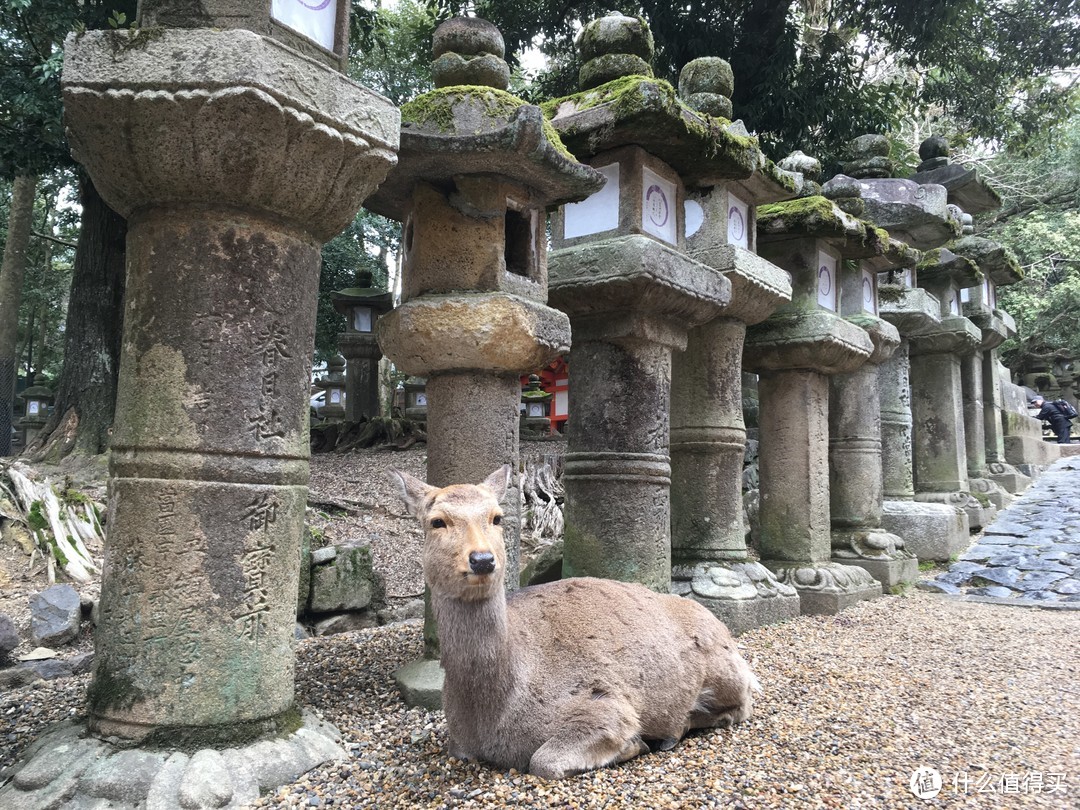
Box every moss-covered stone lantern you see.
[366,16,603,708]
[545,13,752,592]
[520,374,553,435]
[667,56,801,634]
[745,153,885,616]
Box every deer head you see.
[390,466,511,601]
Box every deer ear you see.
[481,465,511,503]
[389,469,435,517]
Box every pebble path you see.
[924,457,1080,608]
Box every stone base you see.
[670,561,801,636]
[988,469,1032,493]
[830,528,917,589]
[393,657,444,710]
[882,500,970,561]
[1005,435,1059,468]
[833,555,918,591]
[0,711,345,810]
[763,562,883,616]
[969,477,1014,511]
[963,501,996,531]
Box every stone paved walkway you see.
[922,456,1080,609]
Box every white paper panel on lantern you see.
[641,166,677,245]
[415,393,428,407]
[960,287,971,303]
[949,292,960,316]
[563,163,620,239]
[353,307,373,332]
[817,249,838,311]
[984,276,995,309]
[900,266,914,288]
[330,389,342,404]
[271,0,338,51]
[727,194,749,249]
[684,199,704,238]
[28,401,40,416]
[861,267,877,315]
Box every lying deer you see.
[391,465,760,779]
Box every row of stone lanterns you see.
[4,6,1057,807]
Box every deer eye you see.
[492,515,502,526]
[430,518,446,529]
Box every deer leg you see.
[528,696,645,779]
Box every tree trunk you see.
[0,174,38,456]
[28,173,126,461]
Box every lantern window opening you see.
[504,201,537,279]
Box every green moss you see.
[917,248,943,270]
[105,25,165,58]
[758,195,848,235]
[403,86,576,161]
[27,500,48,532]
[971,491,991,507]
[878,283,907,303]
[761,158,798,194]
[542,75,760,170]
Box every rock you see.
[178,749,234,808]
[1014,571,1068,592]
[917,580,961,595]
[295,622,313,640]
[311,546,338,565]
[309,546,381,613]
[27,659,74,680]
[1052,578,1080,595]
[393,658,444,711]
[0,665,43,690]
[0,613,18,661]
[967,585,1016,599]
[376,599,425,625]
[29,585,81,647]
[71,652,94,674]
[520,539,564,586]
[314,612,377,637]
[969,567,1021,587]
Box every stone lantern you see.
[545,14,751,592]
[315,353,347,420]
[0,0,400,803]
[834,134,975,562]
[746,160,885,615]
[520,374,553,435]
[18,385,53,445]
[332,271,393,421]
[667,56,801,633]
[367,16,603,707]
[403,376,428,422]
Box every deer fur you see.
[391,465,760,780]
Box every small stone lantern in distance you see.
[315,353,347,420]
[403,376,428,423]
[18,385,54,444]
[332,271,394,422]
[520,375,553,435]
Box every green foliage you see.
[0,0,138,178]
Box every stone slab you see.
[833,556,918,590]
[881,500,970,561]
[393,658,445,710]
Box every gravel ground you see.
[3,592,1074,808]
[2,449,1078,807]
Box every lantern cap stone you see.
[20,385,54,401]
[756,196,886,259]
[878,284,943,335]
[842,134,894,179]
[909,139,1002,214]
[330,278,394,316]
[678,57,734,120]
[949,235,1024,286]
[365,87,605,221]
[916,246,983,288]
[744,308,875,375]
[432,17,510,90]
[576,13,655,89]
[543,76,763,186]
[862,234,921,272]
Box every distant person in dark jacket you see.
[1030,396,1073,444]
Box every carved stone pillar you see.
[0,11,398,807]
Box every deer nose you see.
[469,551,496,575]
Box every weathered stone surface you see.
[0,612,18,659]
[377,293,571,377]
[0,713,343,809]
[855,179,955,249]
[29,585,81,647]
[433,16,505,58]
[311,546,338,565]
[745,309,874,375]
[881,500,969,561]
[62,30,398,243]
[672,561,801,635]
[309,546,380,613]
[314,612,378,636]
[393,658,445,711]
[678,57,734,103]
